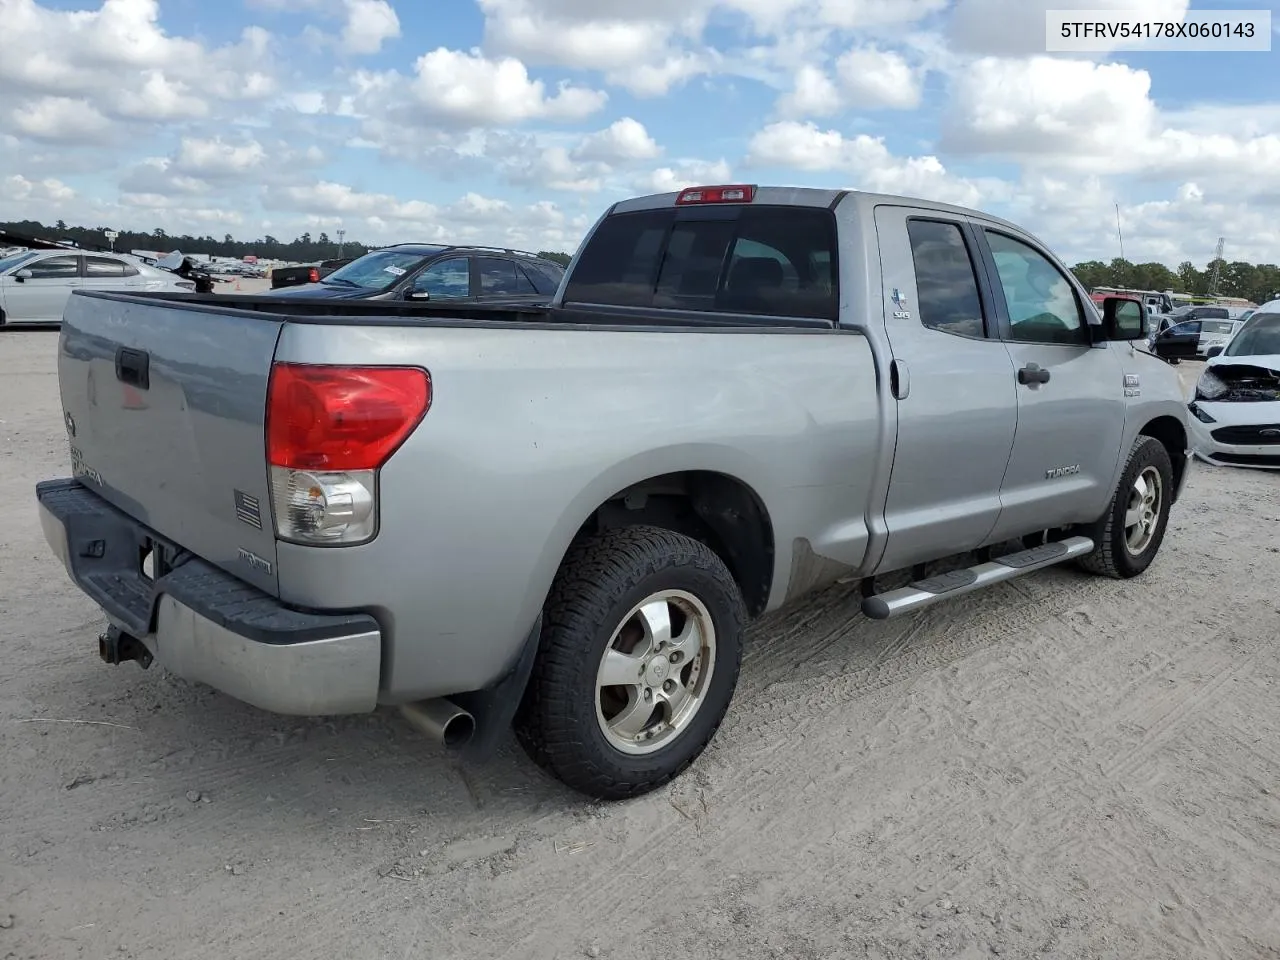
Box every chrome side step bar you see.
[860,536,1095,620]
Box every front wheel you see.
[1077,435,1174,578]
[514,525,746,800]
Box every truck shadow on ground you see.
[14,538,1108,840]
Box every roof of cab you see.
[609,185,1029,235]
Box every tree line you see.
[2,218,1273,300]
[1,219,574,268]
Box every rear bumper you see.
[35,478,382,716]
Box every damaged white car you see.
[1187,300,1280,470]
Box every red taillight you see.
[675,184,756,205]
[308,267,319,282]
[266,363,431,472]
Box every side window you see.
[478,257,536,295]
[519,261,561,295]
[84,256,127,277]
[985,231,1086,345]
[412,258,470,298]
[905,219,986,338]
[26,255,80,279]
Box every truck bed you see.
[80,290,837,330]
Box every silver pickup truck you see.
[36,184,1191,800]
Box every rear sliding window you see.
[563,206,838,320]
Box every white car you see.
[0,248,194,326]
[1187,299,1280,470]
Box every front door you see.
[4,254,81,322]
[973,226,1128,542]
[872,205,1019,573]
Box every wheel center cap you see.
[645,656,670,685]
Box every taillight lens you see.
[266,363,430,544]
[308,267,319,282]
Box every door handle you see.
[1017,363,1050,385]
[115,347,150,390]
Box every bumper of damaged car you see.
[1188,399,1280,470]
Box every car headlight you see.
[1187,401,1216,423]
[1195,368,1228,401]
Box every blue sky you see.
[1,0,1277,265]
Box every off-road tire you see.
[513,525,746,801]
[1077,435,1174,579]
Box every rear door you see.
[8,253,82,322]
[83,255,139,292]
[475,256,539,301]
[872,206,1019,572]
[973,226,1127,540]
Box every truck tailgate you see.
[58,291,283,595]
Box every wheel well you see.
[1139,415,1188,500]
[576,471,775,617]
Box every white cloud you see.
[747,120,982,207]
[777,46,923,117]
[639,158,735,193]
[173,138,268,177]
[0,0,277,135]
[247,0,399,54]
[8,98,112,144]
[943,56,1280,193]
[338,0,400,54]
[2,173,75,203]
[408,48,607,125]
[572,118,661,164]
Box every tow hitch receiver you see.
[99,624,153,669]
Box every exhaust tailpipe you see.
[399,699,475,750]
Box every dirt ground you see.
[2,329,1278,960]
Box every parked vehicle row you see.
[0,248,195,325]
[36,183,1191,800]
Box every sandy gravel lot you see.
[2,329,1278,960]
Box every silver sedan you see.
[0,248,194,326]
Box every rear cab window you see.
[563,204,838,321]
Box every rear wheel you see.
[514,525,746,800]
[1077,435,1174,579]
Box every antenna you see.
[336,228,346,258]
[1115,203,1125,261]
[1209,237,1224,295]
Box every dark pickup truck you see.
[270,258,353,290]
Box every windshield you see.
[1224,313,1280,357]
[1201,321,1235,334]
[323,248,442,289]
[0,250,39,274]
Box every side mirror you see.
[13,268,32,281]
[1102,296,1146,340]
[1206,346,1224,359]
[405,288,429,301]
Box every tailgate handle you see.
[115,347,150,390]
